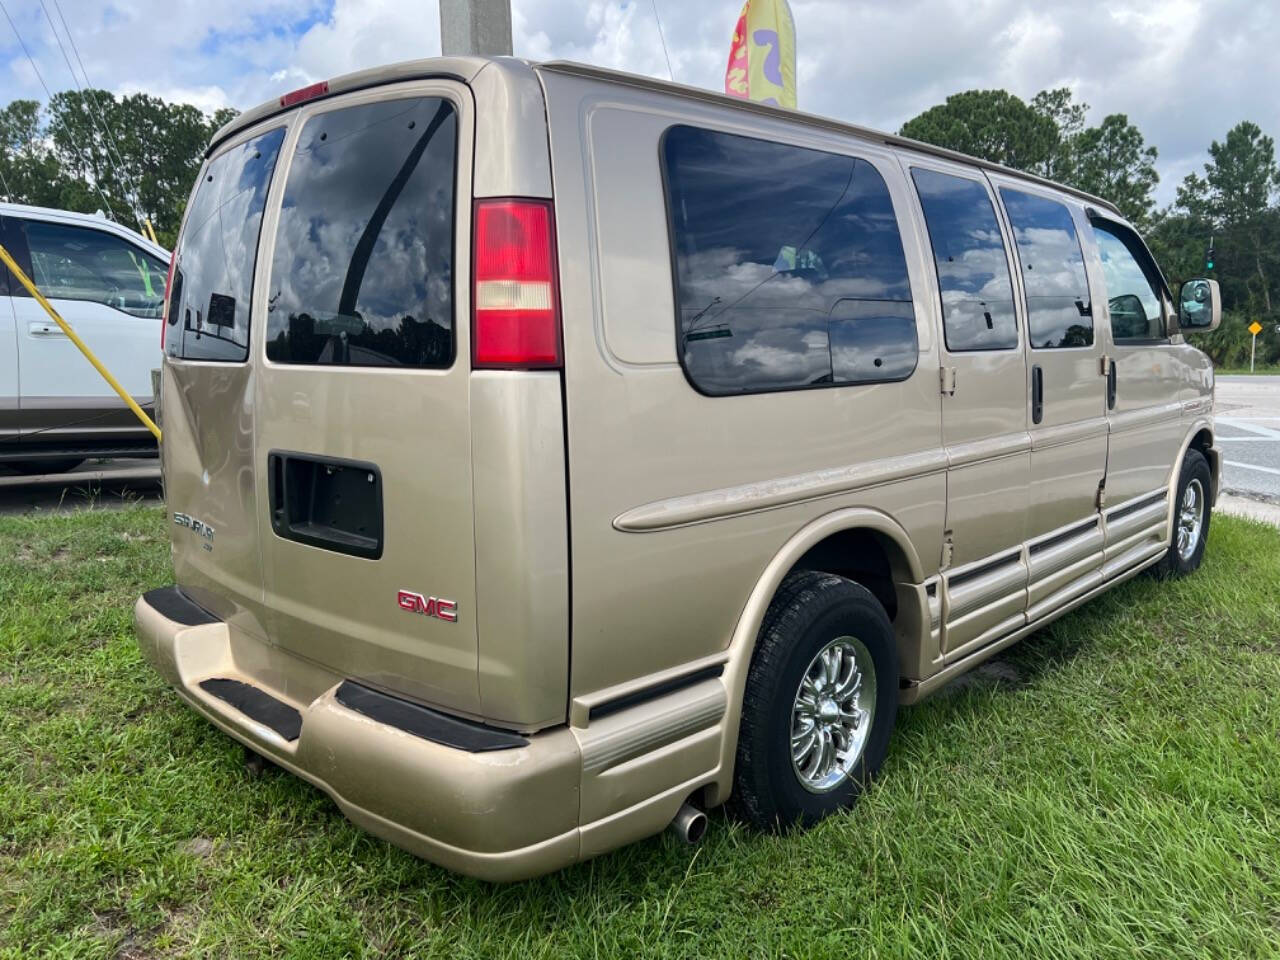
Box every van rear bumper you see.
[134,588,583,882]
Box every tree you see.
[1030,87,1088,181]
[904,88,1160,224]
[45,90,234,246]
[1071,114,1159,225]
[1176,121,1280,315]
[0,99,70,207]
[0,90,234,247]
[900,90,1058,172]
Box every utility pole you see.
[440,0,513,56]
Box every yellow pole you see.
[0,241,161,442]
[143,219,159,245]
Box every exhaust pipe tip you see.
[669,801,707,844]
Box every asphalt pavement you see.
[1215,375,1280,503]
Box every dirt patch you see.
[182,838,216,859]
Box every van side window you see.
[168,127,286,361]
[911,169,1018,352]
[266,97,457,368]
[662,125,916,396]
[20,220,168,318]
[1000,189,1093,349]
[1091,221,1166,342]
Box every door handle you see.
[1031,364,1044,425]
[1107,361,1117,410]
[28,320,67,338]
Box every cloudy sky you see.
[1,0,1277,205]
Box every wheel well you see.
[1189,427,1213,457]
[788,527,906,621]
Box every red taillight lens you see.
[161,253,176,350]
[472,199,562,369]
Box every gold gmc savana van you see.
[135,56,1223,881]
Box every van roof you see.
[211,55,1121,218]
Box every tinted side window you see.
[911,169,1018,352]
[1000,189,1092,348]
[22,221,168,318]
[169,128,286,361]
[1091,222,1165,342]
[0,214,28,297]
[266,97,456,368]
[662,125,916,395]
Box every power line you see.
[649,0,674,82]
[38,0,141,221]
[46,0,145,226]
[0,0,116,219]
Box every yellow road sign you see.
[1249,321,1264,335]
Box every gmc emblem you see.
[397,589,458,623]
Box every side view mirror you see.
[1178,278,1221,333]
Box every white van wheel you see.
[730,571,898,829]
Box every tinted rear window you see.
[662,125,916,395]
[167,128,286,361]
[1000,188,1092,349]
[265,97,457,368]
[911,168,1018,352]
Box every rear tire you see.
[1153,448,1211,578]
[730,571,898,830]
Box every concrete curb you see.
[1217,493,1280,528]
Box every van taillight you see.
[161,253,176,350]
[472,199,562,369]
[280,81,329,108]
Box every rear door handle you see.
[1107,361,1117,410]
[1031,364,1044,425]
[28,320,66,338]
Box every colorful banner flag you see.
[724,0,797,109]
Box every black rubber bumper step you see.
[142,586,221,626]
[335,681,528,752]
[199,678,303,742]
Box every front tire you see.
[730,571,898,830]
[1153,447,1212,578]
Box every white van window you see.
[911,169,1018,352]
[1092,222,1165,342]
[22,220,168,318]
[662,125,916,396]
[266,97,456,368]
[168,127,286,361]
[1000,189,1092,349]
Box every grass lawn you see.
[2,507,1280,958]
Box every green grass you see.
[1215,365,1280,375]
[3,507,1280,958]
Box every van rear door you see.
[163,123,289,635]
[251,83,483,717]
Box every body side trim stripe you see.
[588,664,725,721]
[1110,402,1183,434]
[614,448,948,532]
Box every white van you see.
[135,57,1221,881]
[0,203,167,472]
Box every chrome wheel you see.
[1176,478,1205,561]
[790,636,876,793]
